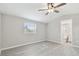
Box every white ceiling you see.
[0,3,79,23]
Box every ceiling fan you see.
[38,3,66,15]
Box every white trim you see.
[71,45,79,48]
[47,40,62,44]
[1,40,79,51]
[47,40,79,48]
[1,40,45,51]
[61,19,72,44]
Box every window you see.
[24,22,36,33]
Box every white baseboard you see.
[47,40,79,48]
[71,45,79,48]
[1,40,45,51]
[47,40,62,44]
[1,40,79,51]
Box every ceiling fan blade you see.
[38,9,48,11]
[54,10,59,13]
[54,3,66,8]
[45,12,49,15]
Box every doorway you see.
[61,19,72,44]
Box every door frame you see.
[61,19,72,44]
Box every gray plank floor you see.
[1,41,79,56]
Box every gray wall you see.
[1,13,79,50]
[2,14,46,49]
[0,14,1,54]
[47,16,61,43]
[47,14,79,46]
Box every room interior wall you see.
[0,14,1,54]
[1,14,46,49]
[1,13,79,50]
[47,14,79,46]
[47,16,61,43]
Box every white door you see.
[61,19,72,44]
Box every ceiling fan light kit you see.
[38,3,66,15]
[48,8,54,13]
